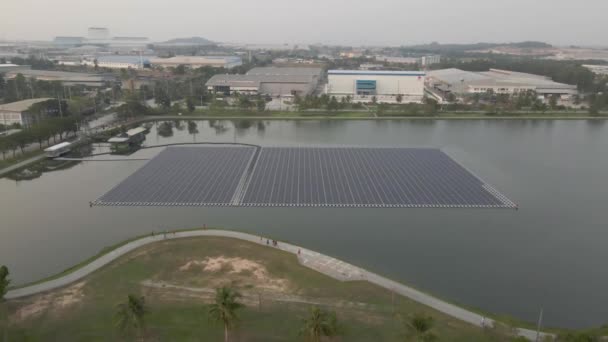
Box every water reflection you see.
[157,121,174,137]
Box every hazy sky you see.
[1,0,606,46]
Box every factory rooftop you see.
[246,67,322,77]
[0,98,54,112]
[206,67,323,96]
[328,70,426,76]
[5,69,114,86]
[427,68,577,96]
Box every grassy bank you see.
[0,150,44,170]
[6,236,525,341]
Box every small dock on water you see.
[107,126,147,154]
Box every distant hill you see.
[158,37,215,45]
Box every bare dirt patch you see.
[178,256,290,292]
[11,281,86,322]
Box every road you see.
[5,229,550,341]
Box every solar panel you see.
[94,146,516,209]
[95,146,257,206]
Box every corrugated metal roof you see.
[328,70,425,76]
[97,55,151,64]
[247,67,322,77]
[0,98,53,112]
[206,73,315,87]
[44,142,71,152]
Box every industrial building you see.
[150,56,242,69]
[583,65,608,76]
[375,55,441,67]
[0,98,54,128]
[206,67,322,97]
[4,69,115,87]
[83,55,151,69]
[326,70,426,103]
[427,68,578,100]
[0,64,31,73]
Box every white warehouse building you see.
[326,70,426,103]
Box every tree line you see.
[0,116,80,160]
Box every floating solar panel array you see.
[96,146,257,206]
[94,146,516,209]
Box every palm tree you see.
[115,294,146,338]
[300,306,339,342]
[208,287,244,342]
[403,313,437,342]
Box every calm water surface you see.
[1,119,607,328]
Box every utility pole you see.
[535,307,543,342]
[28,79,34,98]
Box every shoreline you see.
[5,228,551,340]
[139,114,608,121]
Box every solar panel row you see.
[94,146,516,209]
[96,146,256,206]
[241,148,512,208]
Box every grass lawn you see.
[4,237,524,341]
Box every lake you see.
[1,119,607,328]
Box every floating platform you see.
[94,146,516,209]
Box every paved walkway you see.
[5,229,549,340]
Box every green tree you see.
[396,94,403,103]
[13,130,32,154]
[0,265,9,301]
[556,331,600,342]
[403,313,437,342]
[115,294,146,337]
[0,73,5,100]
[208,287,244,342]
[237,95,252,110]
[327,96,339,111]
[549,95,559,110]
[0,137,8,160]
[186,97,196,112]
[30,125,50,149]
[0,265,9,342]
[157,121,174,137]
[256,97,266,112]
[299,306,339,342]
[173,64,186,75]
[187,120,198,141]
[117,94,148,120]
[14,73,27,100]
[5,137,18,158]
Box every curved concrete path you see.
[6,229,549,340]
